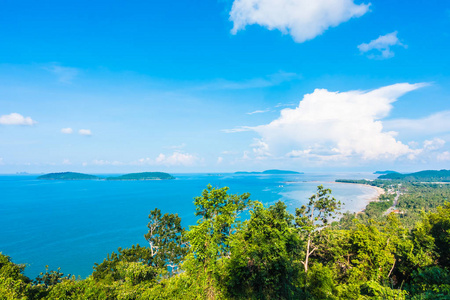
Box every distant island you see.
[235,169,302,175]
[378,169,450,182]
[38,172,175,181]
[373,170,398,175]
[106,172,175,181]
[38,172,100,180]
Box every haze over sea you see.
[0,172,379,278]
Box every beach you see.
[331,181,385,213]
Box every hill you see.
[107,172,175,180]
[373,170,398,175]
[378,169,450,182]
[37,172,100,180]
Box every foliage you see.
[185,184,252,298]
[295,185,341,273]
[144,208,188,273]
[223,201,303,299]
[378,169,450,182]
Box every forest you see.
[1,182,449,299]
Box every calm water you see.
[0,172,377,278]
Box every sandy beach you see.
[331,181,385,213]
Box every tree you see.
[144,208,188,274]
[93,209,187,281]
[185,184,252,298]
[295,185,341,273]
[224,201,304,299]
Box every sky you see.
[0,0,450,173]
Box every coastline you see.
[331,181,385,213]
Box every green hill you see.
[107,172,175,181]
[373,170,398,175]
[378,169,450,182]
[37,172,100,180]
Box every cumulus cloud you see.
[438,151,450,161]
[246,83,426,161]
[0,113,36,125]
[230,0,370,43]
[61,127,73,134]
[62,159,72,165]
[138,152,198,167]
[79,129,92,136]
[217,156,224,164]
[358,31,406,59]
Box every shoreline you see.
[330,181,385,213]
[284,180,386,214]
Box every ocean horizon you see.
[0,172,379,279]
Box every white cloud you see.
[437,151,450,161]
[138,152,198,167]
[423,138,446,151]
[61,127,73,134]
[230,0,370,43]
[44,64,79,83]
[246,83,426,161]
[0,113,36,125]
[247,109,270,115]
[0,158,4,165]
[79,129,92,136]
[222,126,253,133]
[217,156,224,164]
[385,111,450,136]
[62,159,72,165]
[358,31,406,59]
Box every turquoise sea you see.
[0,172,378,279]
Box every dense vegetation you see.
[37,172,100,180]
[378,169,450,182]
[106,172,175,181]
[1,183,449,299]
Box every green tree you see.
[0,253,33,300]
[144,208,188,274]
[295,185,341,273]
[223,201,304,299]
[185,184,252,298]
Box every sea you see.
[0,172,378,279]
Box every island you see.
[37,172,100,180]
[37,171,175,181]
[378,169,450,182]
[373,170,398,175]
[235,169,302,175]
[106,172,175,181]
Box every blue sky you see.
[0,0,449,173]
